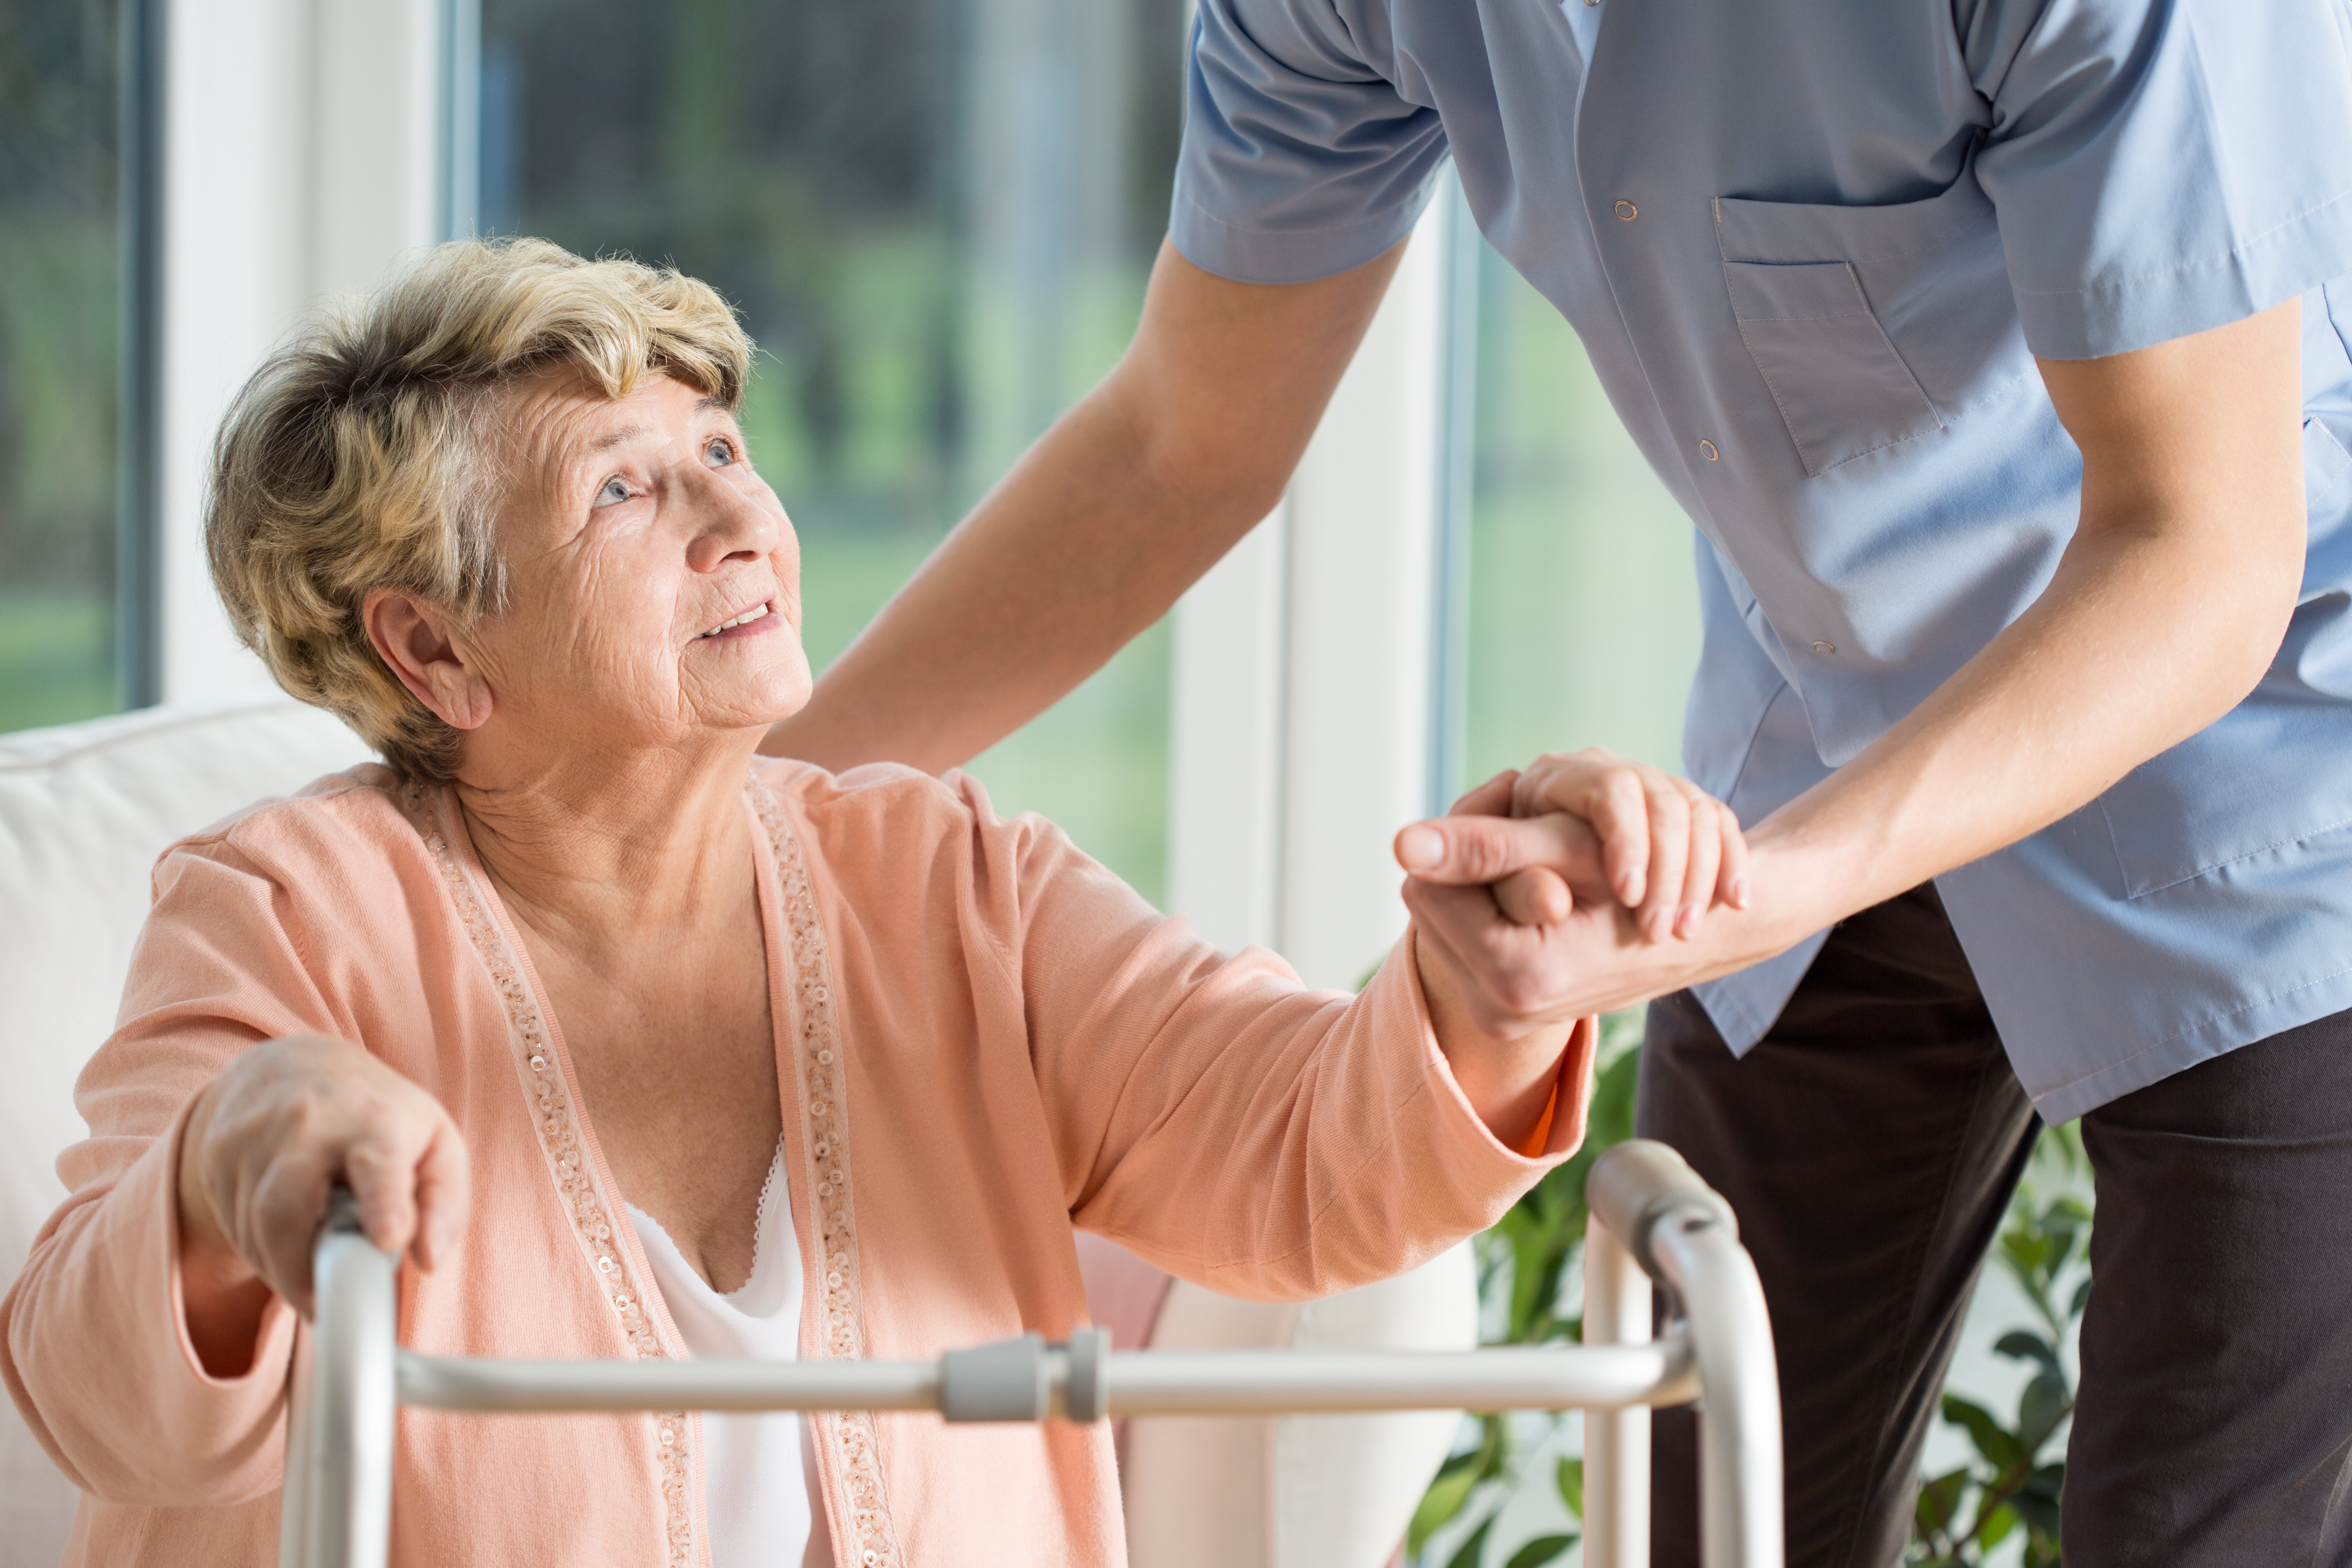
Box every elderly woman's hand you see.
[175,1036,468,1368]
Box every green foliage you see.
[1409,1016,1639,1565]
[1909,1127,2091,1568]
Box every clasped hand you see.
[1397,748,1787,1037]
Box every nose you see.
[681,463,780,574]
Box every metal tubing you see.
[398,1352,945,1414]
[1653,1209,1783,1568]
[280,1195,398,1568]
[1582,1217,1654,1568]
[1095,1343,1693,1417]
[293,1144,1778,1567]
[395,1341,1696,1419]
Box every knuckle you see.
[1454,830,1510,882]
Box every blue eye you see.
[593,477,631,508]
[705,437,735,468]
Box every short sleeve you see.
[1965,0,2352,359]
[1170,0,1450,284]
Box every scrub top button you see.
[1698,439,1718,461]
[1812,640,1837,655]
[1613,199,1638,220]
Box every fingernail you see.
[422,1214,449,1268]
[1675,903,1700,938]
[1397,825,1443,871]
[1729,875,1750,909]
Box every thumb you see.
[1395,812,1607,891]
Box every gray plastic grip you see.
[1064,1327,1109,1423]
[1586,1140,1739,1283]
[940,1334,1049,1422]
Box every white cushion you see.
[0,695,370,1566]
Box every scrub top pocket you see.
[1721,261,1937,474]
[1717,171,2034,477]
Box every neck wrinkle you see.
[453,746,762,951]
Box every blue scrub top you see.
[1171,0,2352,1121]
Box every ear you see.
[363,588,494,731]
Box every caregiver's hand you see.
[176,1034,469,1367]
[1404,822,1805,1038]
[1394,751,1751,942]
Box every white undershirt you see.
[627,1140,830,1568]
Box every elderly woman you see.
[1,239,1742,1567]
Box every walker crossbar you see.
[278,1139,1782,1568]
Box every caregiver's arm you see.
[1400,298,2310,1022]
[762,238,1402,773]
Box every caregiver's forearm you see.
[1394,300,2310,1033]
[1758,298,2308,933]
[762,238,1405,773]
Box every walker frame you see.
[278,1139,1781,1568]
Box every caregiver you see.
[762,1,2352,1564]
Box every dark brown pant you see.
[1637,883,2352,1568]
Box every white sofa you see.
[0,695,1469,1568]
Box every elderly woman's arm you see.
[0,837,446,1506]
[956,777,1596,1302]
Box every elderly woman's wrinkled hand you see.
[176,1036,468,1341]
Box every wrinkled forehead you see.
[493,368,730,510]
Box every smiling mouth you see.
[697,599,777,639]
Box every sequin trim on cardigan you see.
[402,782,696,1568]
[751,777,904,1568]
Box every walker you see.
[278,1140,1781,1568]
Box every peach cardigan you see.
[2,758,1592,1567]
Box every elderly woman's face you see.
[460,369,811,762]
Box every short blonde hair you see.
[206,236,753,782]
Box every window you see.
[1461,244,1701,788]
[478,0,1185,902]
[0,1,123,731]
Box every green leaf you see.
[1408,1451,1488,1553]
[2011,1464,2065,1538]
[1976,1502,2018,1552]
[1502,1534,1578,1568]
[1556,1456,1584,1522]
[1444,1514,1496,1568]
[1914,1468,1969,1537]
[2017,1370,2069,1452]
[1993,1330,2058,1375]
[1941,1394,2025,1470]
[2047,1194,2093,1227]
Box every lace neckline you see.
[626,1135,791,1305]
